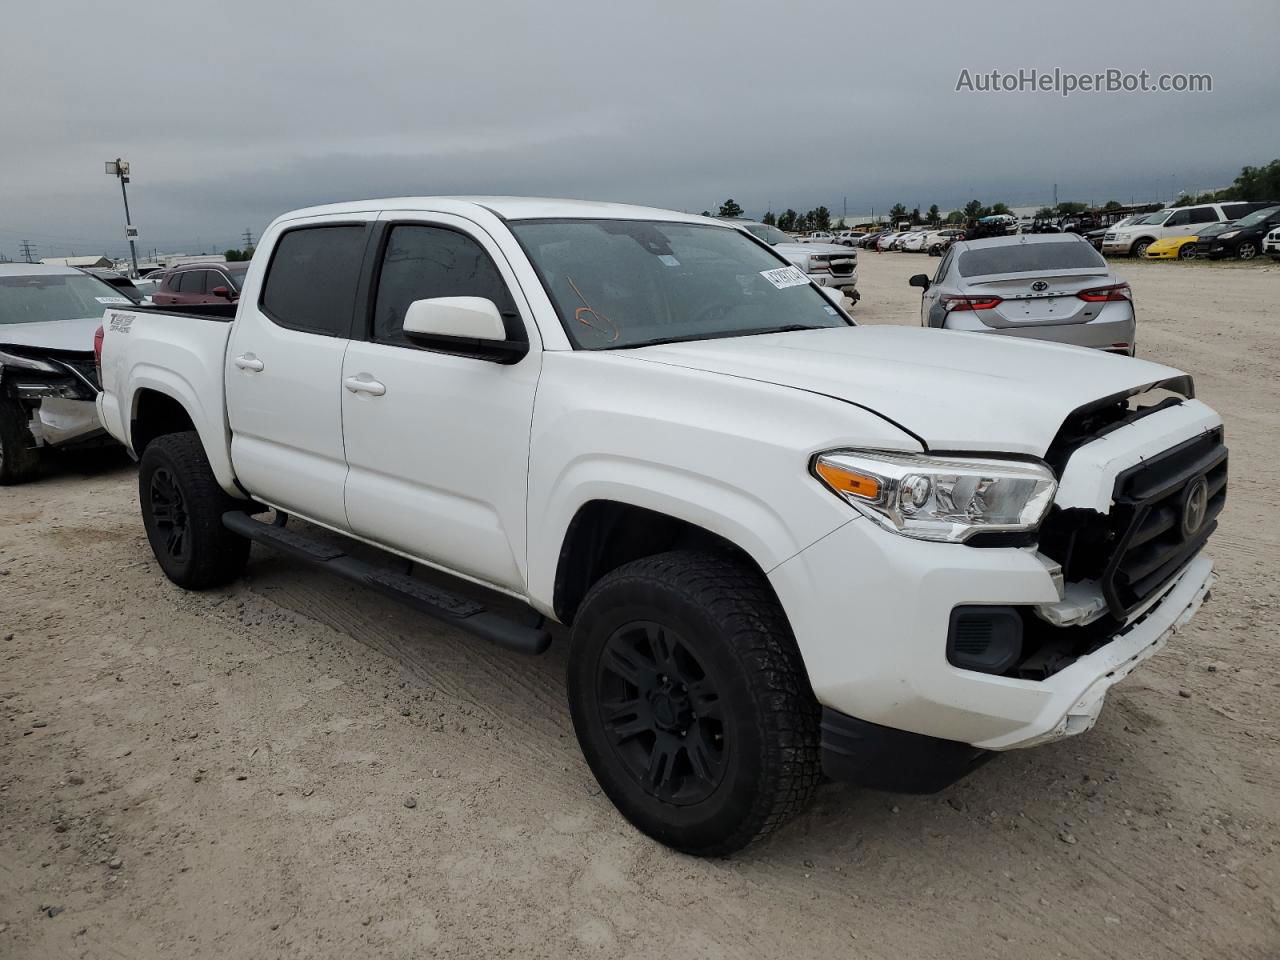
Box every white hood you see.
[627,326,1183,455]
[0,316,102,354]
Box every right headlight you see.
[813,450,1057,543]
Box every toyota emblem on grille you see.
[1031,280,1049,292]
[1181,476,1210,539]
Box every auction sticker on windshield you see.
[760,265,810,289]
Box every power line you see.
[241,228,255,248]
[19,240,37,263]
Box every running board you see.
[222,511,551,655]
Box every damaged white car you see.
[0,264,126,484]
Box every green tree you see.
[1103,200,1123,211]
[811,206,832,231]
[963,200,987,220]
[910,207,922,224]
[990,202,1011,216]
[1055,201,1087,215]
[224,248,241,262]
[700,210,711,217]
[1035,206,1056,219]
[718,198,744,218]
[777,209,798,231]
[927,204,940,224]
[888,203,908,222]
[761,211,777,226]
[945,210,966,224]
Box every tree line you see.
[701,157,1280,232]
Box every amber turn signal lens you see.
[815,461,881,500]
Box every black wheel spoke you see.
[597,619,727,806]
[150,467,189,560]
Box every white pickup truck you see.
[96,197,1226,855]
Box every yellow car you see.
[1144,235,1200,260]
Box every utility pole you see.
[19,240,37,263]
[105,158,139,277]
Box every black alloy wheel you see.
[597,620,726,805]
[148,466,190,562]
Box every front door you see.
[340,214,541,591]
[225,215,373,530]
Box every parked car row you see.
[1102,201,1274,258]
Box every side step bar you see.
[222,511,552,655]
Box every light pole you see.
[105,159,139,278]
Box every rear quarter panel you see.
[99,307,238,494]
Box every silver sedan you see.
[909,234,1136,354]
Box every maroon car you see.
[151,262,250,306]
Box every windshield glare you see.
[512,219,850,350]
[0,272,128,325]
[1235,205,1280,227]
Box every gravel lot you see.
[1,252,1277,959]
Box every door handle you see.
[234,354,265,372]
[343,375,386,397]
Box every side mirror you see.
[402,297,527,363]
[211,285,232,300]
[909,274,930,290]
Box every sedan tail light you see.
[941,294,1003,312]
[1077,282,1131,303]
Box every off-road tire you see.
[568,550,821,856]
[0,397,41,486]
[139,431,250,589]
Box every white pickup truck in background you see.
[97,197,1225,855]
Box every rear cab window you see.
[260,225,368,337]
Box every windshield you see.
[0,272,130,325]
[957,240,1107,278]
[226,264,251,289]
[743,223,792,245]
[1234,205,1280,228]
[511,219,850,350]
[1134,211,1170,226]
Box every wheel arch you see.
[551,499,782,626]
[127,374,238,495]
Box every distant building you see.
[40,255,113,268]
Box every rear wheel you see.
[139,431,249,589]
[0,398,41,486]
[568,550,820,856]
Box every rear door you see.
[340,214,542,591]
[225,215,373,529]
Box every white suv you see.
[1102,202,1258,258]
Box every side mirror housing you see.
[402,297,527,363]
[211,285,232,300]
[909,273,931,290]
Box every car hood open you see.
[0,316,102,354]
[627,326,1184,456]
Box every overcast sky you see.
[2,0,1277,258]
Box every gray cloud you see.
[2,0,1276,258]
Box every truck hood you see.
[627,326,1183,455]
[0,316,102,354]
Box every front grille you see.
[1039,427,1226,619]
[812,254,856,277]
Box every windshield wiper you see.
[607,324,834,350]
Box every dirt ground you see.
[2,252,1277,960]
